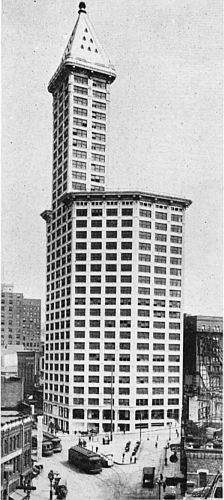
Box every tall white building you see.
[42,3,191,433]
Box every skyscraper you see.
[42,3,191,433]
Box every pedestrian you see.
[89,435,91,441]
[96,446,98,453]
[155,441,158,448]
[163,481,166,492]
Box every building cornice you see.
[60,190,192,208]
[48,60,116,94]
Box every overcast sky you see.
[2,0,223,317]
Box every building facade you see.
[1,284,41,351]
[1,376,24,410]
[1,412,32,500]
[183,315,223,426]
[41,3,191,433]
[17,351,41,399]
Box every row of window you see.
[75,208,182,222]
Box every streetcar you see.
[43,431,62,453]
[68,445,102,473]
[31,436,54,457]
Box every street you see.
[30,426,181,500]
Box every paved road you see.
[31,426,181,500]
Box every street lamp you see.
[157,478,163,499]
[48,470,54,499]
[169,423,172,441]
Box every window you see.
[155,223,167,231]
[155,212,167,220]
[171,225,182,233]
[153,344,165,351]
[168,398,179,405]
[171,246,182,255]
[168,387,179,394]
[136,377,148,384]
[152,376,164,383]
[152,399,164,405]
[106,231,117,238]
[154,266,166,274]
[170,257,182,265]
[153,354,164,362]
[169,344,180,351]
[170,235,182,244]
[122,219,133,227]
[171,214,182,222]
[152,388,164,395]
[138,287,150,295]
[168,377,179,383]
[169,333,180,340]
[168,355,180,362]
[137,343,149,350]
[107,219,117,227]
[139,242,151,251]
[139,231,151,240]
[169,322,180,329]
[122,208,133,216]
[139,209,151,218]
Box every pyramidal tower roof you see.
[48,2,116,92]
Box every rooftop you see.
[48,2,116,93]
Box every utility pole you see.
[110,367,113,442]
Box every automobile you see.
[170,443,181,452]
[191,486,210,497]
[102,435,110,445]
[125,441,131,452]
[100,453,114,468]
[164,486,177,499]
[33,463,43,473]
[31,465,43,478]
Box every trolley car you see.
[68,445,102,474]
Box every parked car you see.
[100,454,114,468]
[191,486,210,497]
[125,441,131,452]
[164,486,177,499]
[102,435,110,445]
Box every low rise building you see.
[186,448,222,493]
[1,411,32,500]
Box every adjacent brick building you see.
[1,412,32,500]
[183,315,223,425]
[1,376,24,409]
[1,284,41,351]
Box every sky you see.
[2,0,223,318]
